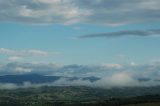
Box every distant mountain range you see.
[0,74,100,84]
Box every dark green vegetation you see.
[124,102,160,106]
[0,86,160,106]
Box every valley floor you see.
[0,86,160,106]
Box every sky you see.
[0,0,160,87]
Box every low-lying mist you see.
[0,62,160,89]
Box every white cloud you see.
[19,5,34,17]
[108,72,135,86]
[8,56,23,61]
[0,48,59,62]
[101,63,122,69]
[26,50,49,57]
[0,48,55,57]
[14,67,32,73]
[130,62,137,66]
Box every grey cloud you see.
[0,0,89,24]
[0,0,160,25]
[78,29,160,39]
[74,0,160,25]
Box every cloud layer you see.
[0,0,90,24]
[0,48,58,61]
[78,29,160,39]
[0,0,160,25]
[0,62,160,89]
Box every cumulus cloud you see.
[0,0,160,25]
[78,29,160,39]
